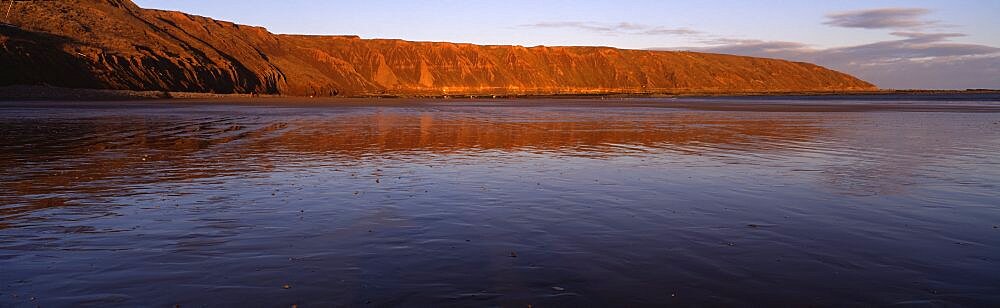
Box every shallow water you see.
[1,97,999,306]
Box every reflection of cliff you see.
[2,0,876,96]
[264,113,821,155]
[0,109,822,218]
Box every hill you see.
[0,0,877,96]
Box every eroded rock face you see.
[1,0,877,96]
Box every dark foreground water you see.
[2,96,999,306]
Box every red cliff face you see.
[1,0,877,96]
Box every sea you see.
[1,95,999,306]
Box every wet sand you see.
[1,96,999,306]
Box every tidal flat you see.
[1,95,999,306]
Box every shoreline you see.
[0,85,998,102]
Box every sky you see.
[132,0,1000,89]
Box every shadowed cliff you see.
[1,0,877,96]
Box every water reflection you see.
[268,112,821,155]
[1,100,998,306]
[0,108,823,219]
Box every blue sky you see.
[133,0,1000,89]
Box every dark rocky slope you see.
[1,0,877,96]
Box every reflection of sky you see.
[2,102,999,305]
[814,113,1000,196]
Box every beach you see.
[1,96,999,306]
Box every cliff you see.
[1,0,877,96]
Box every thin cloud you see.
[822,32,998,61]
[639,28,701,36]
[889,32,965,43]
[691,39,813,56]
[655,6,997,89]
[662,32,1000,89]
[521,21,700,36]
[824,8,935,29]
